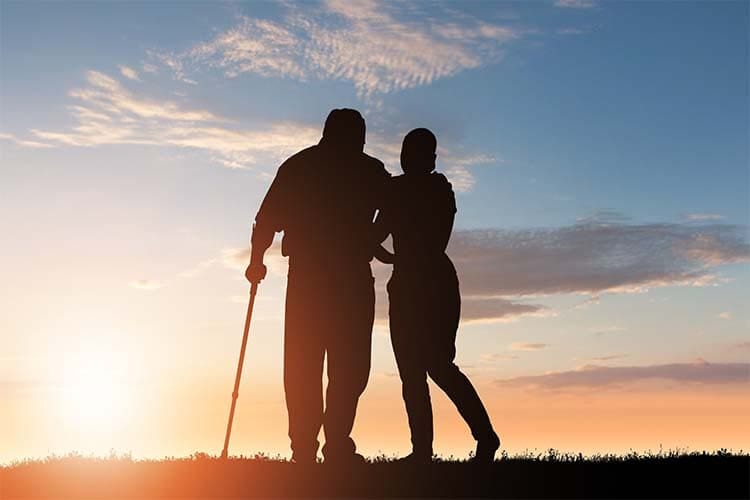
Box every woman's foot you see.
[473,433,500,463]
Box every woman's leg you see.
[426,277,499,458]
[427,361,497,445]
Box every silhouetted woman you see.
[373,128,500,463]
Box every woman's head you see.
[401,128,437,175]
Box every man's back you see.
[256,143,389,267]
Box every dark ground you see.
[2,450,748,499]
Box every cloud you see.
[196,217,748,325]
[177,208,746,325]
[188,17,307,80]
[0,132,52,149]
[497,359,750,390]
[128,279,163,290]
[448,220,749,298]
[481,353,520,362]
[590,325,625,336]
[575,294,600,309]
[370,258,546,324]
[461,298,547,323]
[365,136,497,192]
[118,65,141,81]
[585,354,628,362]
[25,71,321,170]
[510,342,547,351]
[556,28,586,35]
[554,0,596,8]
[734,341,750,350]
[164,0,528,98]
[221,247,250,270]
[443,153,497,193]
[717,312,732,320]
[147,50,197,84]
[685,213,724,222]
[13,68,495,185]
[178,257,218,279]
[371,284,545,325]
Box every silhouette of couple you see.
[245,109,499,465]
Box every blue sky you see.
[1,0,748,461]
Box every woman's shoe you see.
[473,433,500,463]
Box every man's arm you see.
[245,222,273,283]
[370,163,393,263]
[371,209,394,264]
[245,161,292,283]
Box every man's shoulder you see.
[360,152,389,178]
[282,145,319,168]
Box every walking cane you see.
[221,280,259,459]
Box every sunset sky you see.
[1,0,748,464]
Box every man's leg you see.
[284,269,325,463]
[321,274,375,461]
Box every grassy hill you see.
[2,450,748,499]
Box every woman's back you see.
[385,172,458,281]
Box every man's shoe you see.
[473,433,500,463]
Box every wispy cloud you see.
[128,279,163,290]
[585,354,628,362]
[15,69,494,184]
[481,353,520,362]
[575,294,600,309]
[25,71,320,170]
[118,65,141,81]
[365,135,498,192]
[0,132,52,149]
[147,50,197,85]
[510,342,547,351]
[220,247,250,269]
[717,311,733,320]
[159,0,528,98]
[556,27,586,35]
[590,325,625,336]
[685,213,724,222]
[142,63,159,74]
[554,0,597,8]
[497,359,749,390]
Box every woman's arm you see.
[431,210,455,254]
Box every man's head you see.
[321,108,366,153]
[401,128,437,175]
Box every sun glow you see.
[57,346,133,431]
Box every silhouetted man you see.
[374,128,500,463]
[245,109,389,465]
